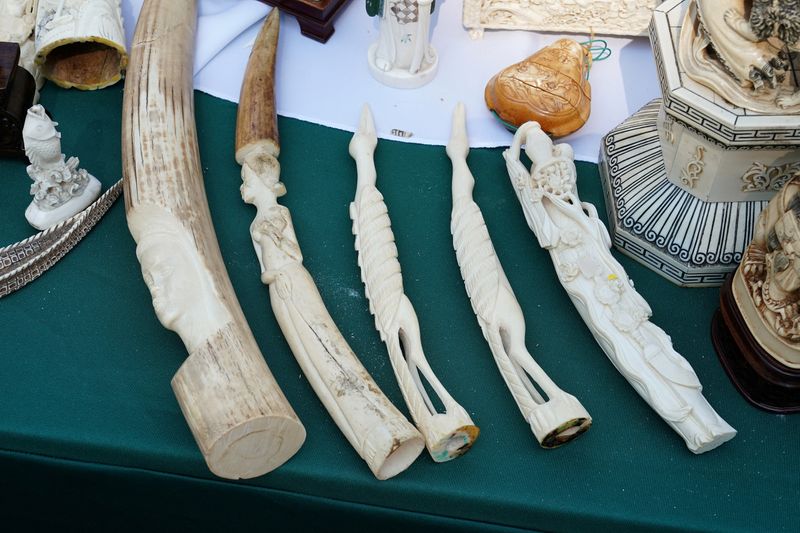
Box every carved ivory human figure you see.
[239,151,425,480]
[366,0,438,88]
[123,0,304,480]
[349,104,479,461]
[680,0,800,112]
[736,176,800,366]
[128,206,231,353]
[504,122,737,453]
[447,103,591,448]
[22,104,101,230]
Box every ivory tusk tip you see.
[357,103,376,137]
[446,102,469,162]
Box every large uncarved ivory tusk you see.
[447,104,591,447]
[349,104,479,462]
[236,10,424,480]
[122,0,305,479]
[504,121,736,454]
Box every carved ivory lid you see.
[653,0,800,148]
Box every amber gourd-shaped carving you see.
[485,39,591,137]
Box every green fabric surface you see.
[0,85,798,532]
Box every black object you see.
[0,41,36,159]
[257,0,351,43]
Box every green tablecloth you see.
[1,85,797,532]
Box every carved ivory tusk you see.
[503,121,736,454]
[349,104,479,462]
[235,10,425,480]
[122,0,305,479]
[447,104,592,447]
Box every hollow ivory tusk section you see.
[122,0,305,480]
[447,103,592,447]
[348,104,479,462]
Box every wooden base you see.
[257,0,351,43]
[0,42,35,159]
[712,275,800,413]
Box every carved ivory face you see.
[240,152,284,206]
[770,211,800,294]
[129,205,228,352]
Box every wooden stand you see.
[0,42,35,159]
[712,275,800,413]
[257,0,351,43]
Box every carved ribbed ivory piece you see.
[349,105,479,461]
[366,0,438,89]
[122,0,305,480]
[447,104,591,447]
[236,11,424,480]
[35,0,127,89]
[505,122,736,453]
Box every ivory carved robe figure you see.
[504,121,736,453]
[366,0,438,88]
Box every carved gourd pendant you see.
[485,39,591,137]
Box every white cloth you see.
[120,0,661,162]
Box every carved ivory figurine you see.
[738,176,800,368]
[680,0,800,112]
[504,122,737,453]
[366,0,438,88]
[22,104,101,230]
[123,0,305,480]
[0,0,40,90]
[712,175,800,412]
[235,10,424,480]
[349,104,479,461]
[447,103,591,447]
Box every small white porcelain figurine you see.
[366,0,438,89]
[22,104,101,230]
[504,121,736,454]
[349,104,479,461]
[448,103,592,448]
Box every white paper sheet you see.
[120,0,662,162]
